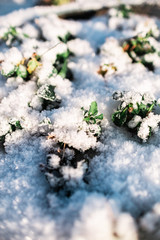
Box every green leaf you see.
[52,49,73,79]
[23,33,29,38]
[37,84,56,101]
[16,64,28,78]
[9,120,23,132]
[95,114,103,120]
[88,101,98,116]
[59,60,68,79]
[112,108,128,126]
[58,32,74,44]
[1,67,16,77]
[83,117,90,123]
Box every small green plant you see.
[0,119,23,143]
[82,101,103,124]
[50,49,73,79]
[58,32,75,44]
[97,63,117,77]
[112,91,160,141]
[116,4,132,18]
[123,32,156,71]
[81,101,103,137]
[29,84,61,110]
[1,26,29,46]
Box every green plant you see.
[50,49,73,79]
[123,32,156,71]
[37,84,56,101]
[112,91,160,141]
[1,26,29,46]
[82,101,103,124]
[58,32,75,44]
[81,101,103,137]
[29,84,61,110]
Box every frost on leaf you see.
[37,84,56,101]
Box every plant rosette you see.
[112,91,160,141]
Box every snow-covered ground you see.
[1,2,160,240]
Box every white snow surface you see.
[1,3,160,240]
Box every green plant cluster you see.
[81,101,103,136]
[123,32,156,71]
[112,91,160,139]
[50,49,73,79]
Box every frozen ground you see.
[1,2,160,240]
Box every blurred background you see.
[0,0,76,16]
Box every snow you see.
[1,1,160,240]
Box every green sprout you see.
[82,101,103,124]
[81,101,103,137]
[58,32,75,44]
